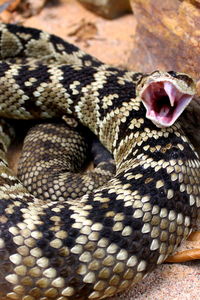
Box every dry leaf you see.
[166,248,200,263]
[17,0,48,17]
[7,0,21,11]
[0,0,13,13]
[188,231,200,241]
[68,19,98,44]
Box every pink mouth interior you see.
[141,81,193,127]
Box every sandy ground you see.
[1,0,200,299]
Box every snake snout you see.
[141,81,193,127]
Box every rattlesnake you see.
[0,23,199,300]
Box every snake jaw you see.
[141,81,194,127]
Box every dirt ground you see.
[1,0,200,299]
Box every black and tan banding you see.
[0,22,199,300]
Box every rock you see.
[129,0,200,84]
[7,0,21,11]
[129,0,200,149]
[18,0,48,17]
[77,0,131,19]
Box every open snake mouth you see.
[141,81,193,127]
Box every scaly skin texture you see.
[0,23,199,300]
[18,122,116,201]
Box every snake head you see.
[136,71,196,128]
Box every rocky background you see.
[0,1,200,299]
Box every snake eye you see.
[141,81,193,127]
[167,71,177,77]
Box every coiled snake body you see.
[0,23,199,300]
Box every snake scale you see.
[0,22,199,300]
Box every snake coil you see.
[0,23,199,300]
